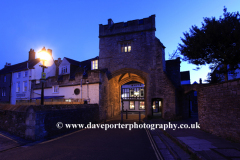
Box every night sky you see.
[0,0,239,83]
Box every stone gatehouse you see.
[98,15,182,120]
[26,15,182,121]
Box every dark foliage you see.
[179,7,240,81]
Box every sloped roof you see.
[63,56,99,80]
[65,56,98,69]
[65,57,81,66]
[180,71,190,81]
[0,58,40,75]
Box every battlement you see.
[99,15,156,37]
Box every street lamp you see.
[38,47,50,105]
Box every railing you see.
[16,99,84,105]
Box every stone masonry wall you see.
[198,78,240,142]
[99,15,179,120]
[0,104,99,140]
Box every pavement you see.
[145,112,240,160]
[0,129,32,152]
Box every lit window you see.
[139,101,145,110]
[24,71,28,77]
[152,101,156,109]
[65,99,71,102]
[121,43,131,52]
[53,85,59,93]
[23,81,27,92]
[62,66,67,74]
[134,91,139,97]
[4,76,6,82]
[92,60,98,70]
[130,101,135,110]
[16,82,20,92]
[17,72,21,78]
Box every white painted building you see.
[10,48,56,104]
[32,56,100,104]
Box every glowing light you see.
[37,50,51,61]
[134,91,139,96]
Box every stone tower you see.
[98,15,180,120]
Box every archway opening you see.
[103,70,149,121]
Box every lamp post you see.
[38,47,49,105]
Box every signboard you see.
[41,72,46,79]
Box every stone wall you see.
[98,15,179,120]
[198,78,240,142]
[0,104,99,140]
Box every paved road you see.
[0,118,158,160]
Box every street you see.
[0,117,158,160]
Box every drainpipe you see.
[86,80,89,103]
[27,62,31,102]
[81,79,82,101]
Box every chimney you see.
[199,78,202,84]
[47,49,52,56]
[29,48,35,60]
[108,18,114,29]
[4,62,11,68]
[58,58,62,64]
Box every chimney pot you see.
[29,48,36,60]
[108,19,114,29]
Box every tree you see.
[168,49,180,60]
[178,7,240,81]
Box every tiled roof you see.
[0,58,40,74]
[64,56,99,79]
[65,56,98,69]
[65,57,81,66]
[180,71,190,81]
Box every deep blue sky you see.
[1,0,239,83]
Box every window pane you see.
[125,46,127,52]
[130,90,134,97]
[54,86,59,93]
[130,101,134,110]
[139,101,145,109]
[128,45,131,52]
[140,90,144,97]
[121,46,124,52]
[16,82,20,92]
[23,81,27,92]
